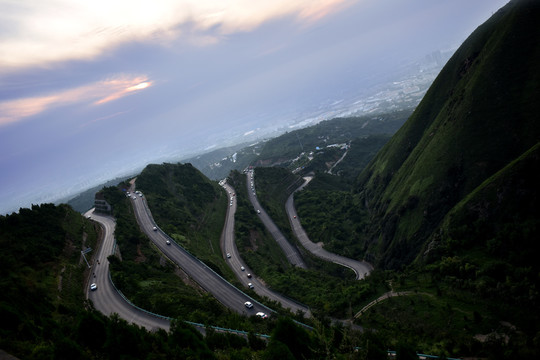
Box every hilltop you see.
[354,0,540,269]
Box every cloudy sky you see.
[0,0,509,214]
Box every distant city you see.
[2,49,451,215]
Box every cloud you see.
[0,0,350,70]
[0,75,151,126]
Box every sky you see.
[0,0,509,214]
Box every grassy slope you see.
[355,0,540,269]
[136,163,231,277]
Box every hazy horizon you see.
[0,0,509,215]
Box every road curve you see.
[129,185,270,316]
[245,170,307,269]
[286,176,373,280]
[85,210,171,331]
[221,183,311,316]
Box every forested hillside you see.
[135,163,231,277]
[354,0,540,269]
[0,204,215,358]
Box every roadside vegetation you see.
[294,177,370,260]
[0,196,381,358]
[230,169,387,320]
[101,177,276,336]
[0,204,217,359]
[136,163,232,278]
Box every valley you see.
[1,1,539,358]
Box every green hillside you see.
[185,110,411,181]
[135,163,230,275]
[355,0,540,269]
[255,109,411,168]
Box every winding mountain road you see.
[286,176,373,280]
[245,170,307,269]
[129,186,270,316]
[85,170,369,331]
[221,183,311,316]
[85,210,170,331]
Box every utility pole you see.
[81,247,92,268]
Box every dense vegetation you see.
[0,204,99,358]
[252,167,303,241]
[0,204,217,359]
[4,1,539,358]
[229,169,386,320]
[184,110,411,182]
[101,176,271,334]
[295,184,370,260]
[355,0,540,270]
[136,163,231,277]
[255,110,412,168]
[289,0,540,357]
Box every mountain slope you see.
[355,0,540,268]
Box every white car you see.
[226,253,231,258]
[166,240,171,245]
[241,266,245,271]
[247,273,252,278]
[256,312,268,319]
[90,283,97,291]
[153,226,157,231]
[244,301,253,309]
[248,283,254,289]
[256,210,261,214]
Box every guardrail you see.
[107,264,271,339]
[386,350,461,360]
[139,197,276,314]
[140,193,317,332]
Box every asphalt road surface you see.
[286,176,374,280]
[129,185,270,316]
[221,182,310,317]
[85,210,171,331]
[245,170,307,269]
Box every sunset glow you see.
[0,76,151,126]
[127,82,151,91]
[0,0,510,216]
[0,0,349,70]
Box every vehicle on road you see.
[257,210,261,214]
[293,215,296,219]
[244,301,253,309]
[241,266,245,271]
[256,312,268,319]
[248,283,254,289]
[226,253,231,258]
[166,240,171,245]
[90,283,97,291]
[247,273,252,278]
[153,226,157,231]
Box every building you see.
[94,192,112,214]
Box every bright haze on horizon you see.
[0,0,508,215]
